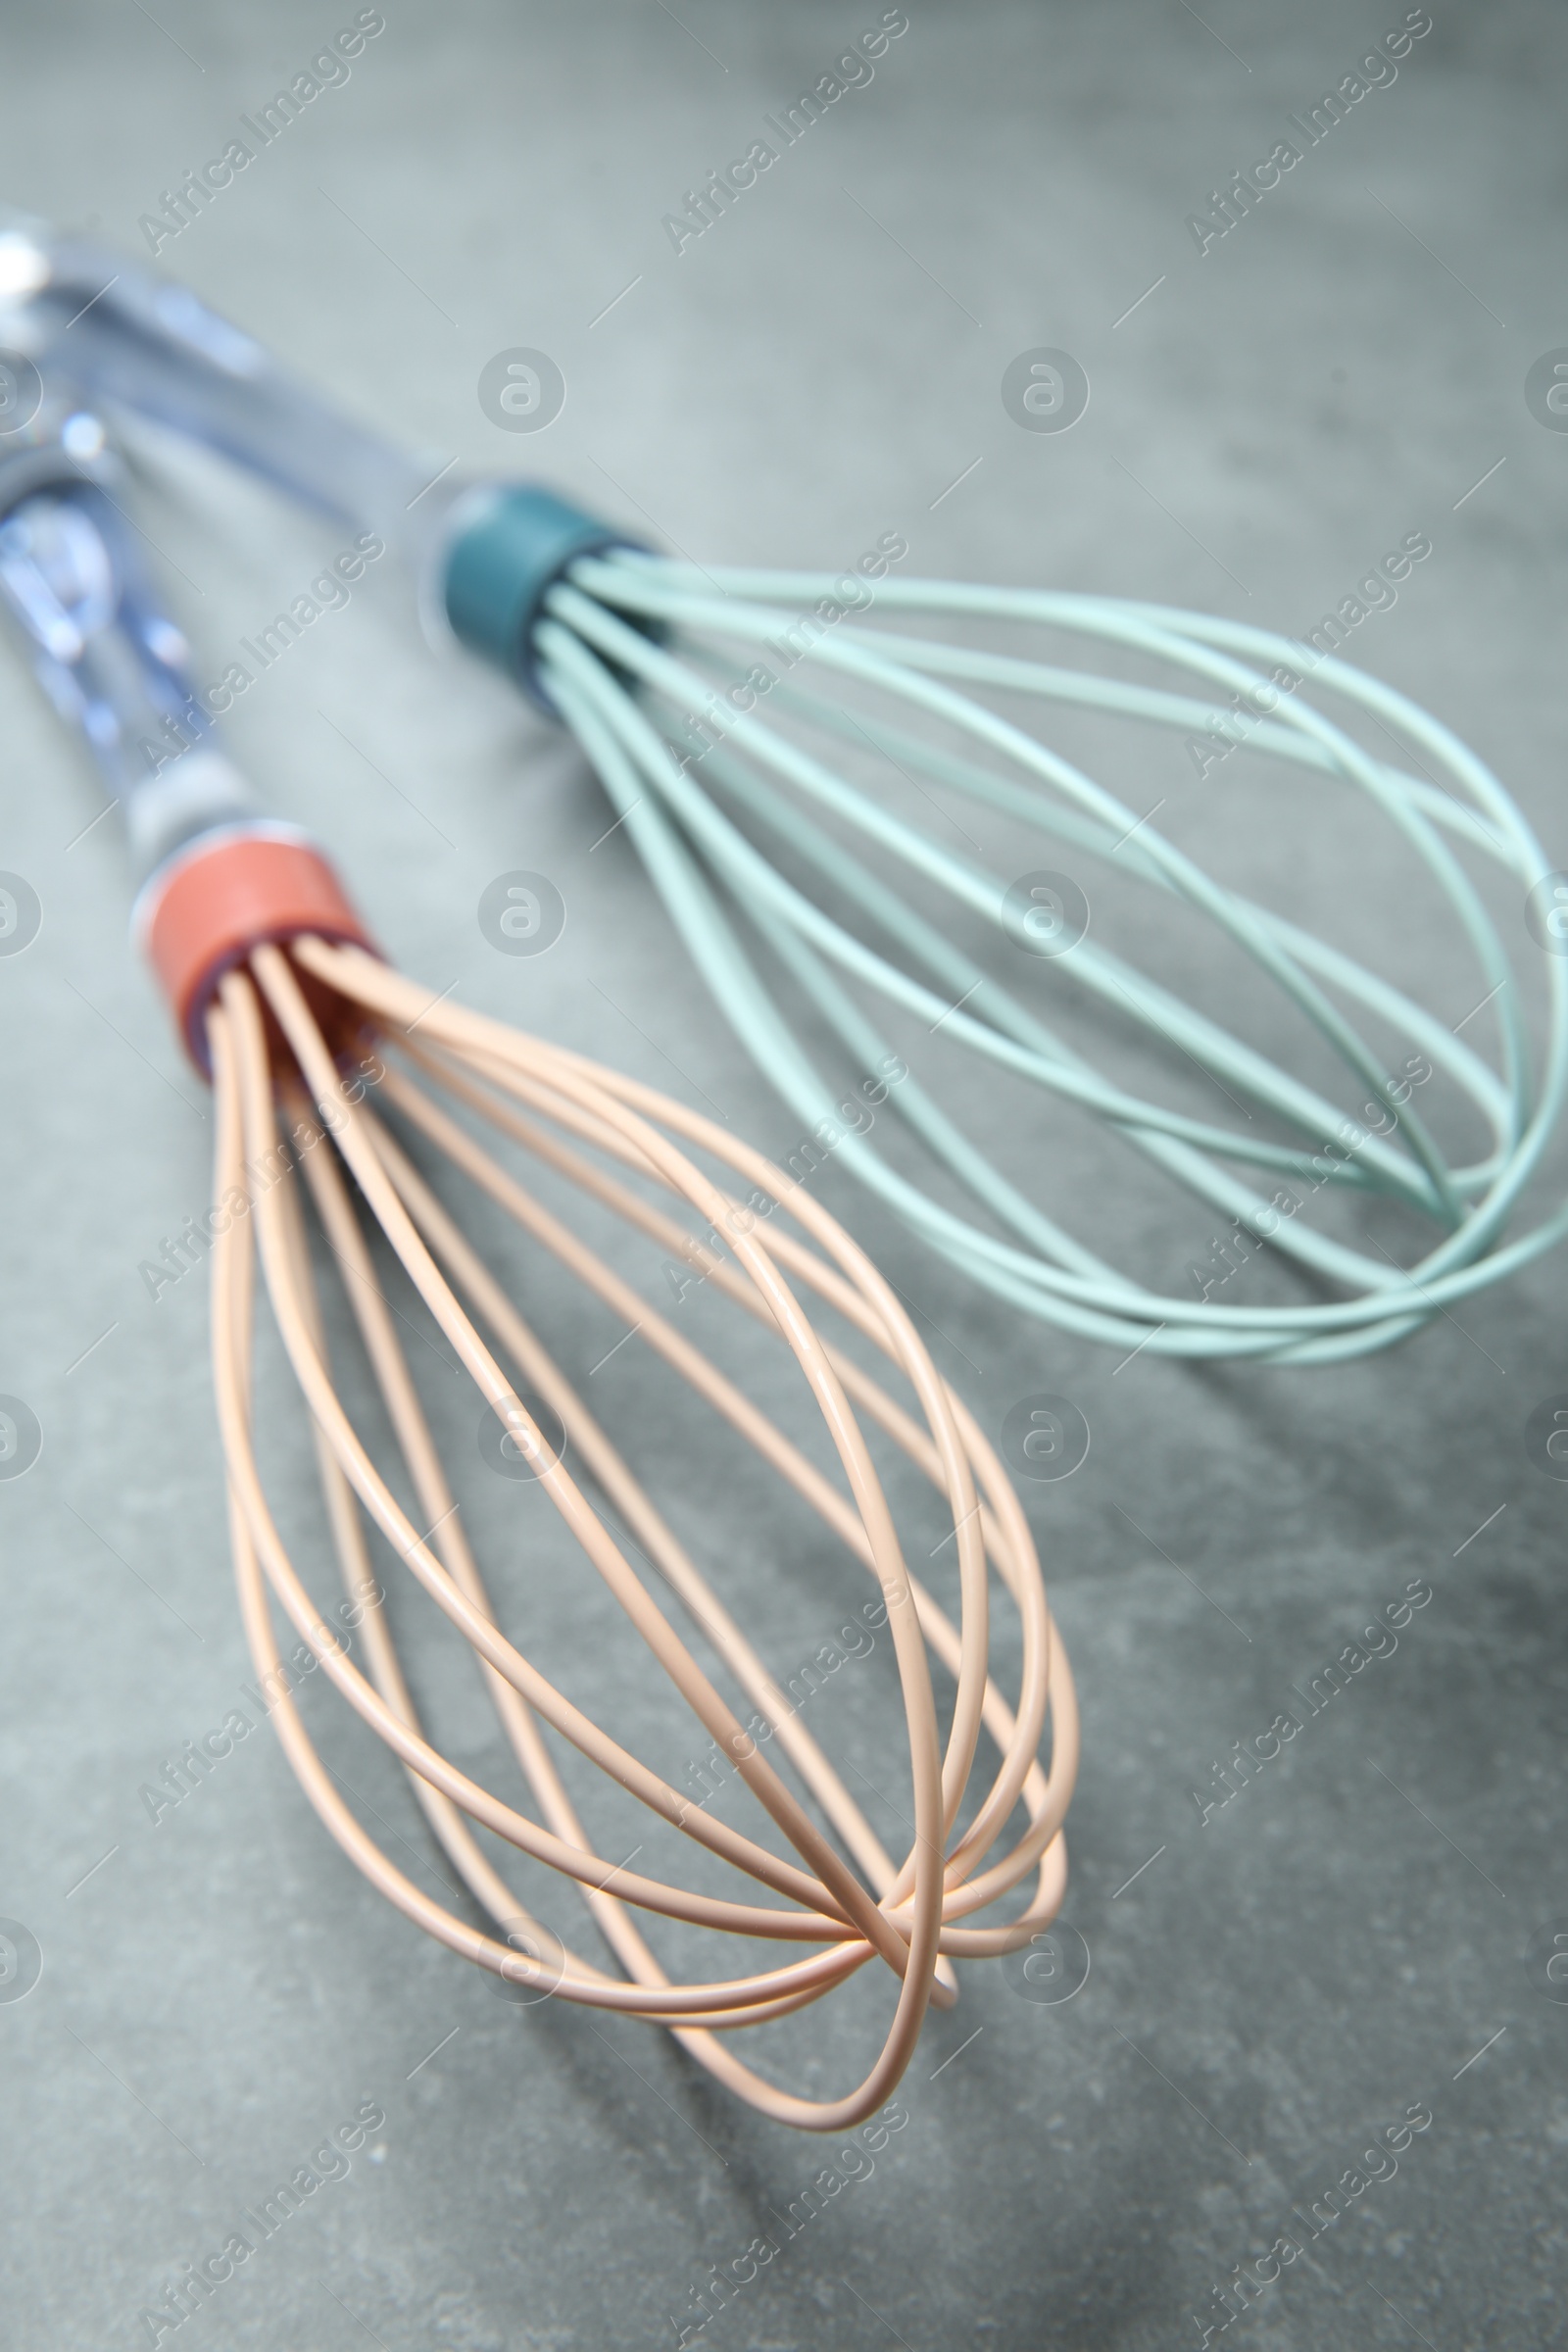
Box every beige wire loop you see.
[204,936,1078,2130]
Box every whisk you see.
[0,395,1077,2130]
[9,216,1562,1365]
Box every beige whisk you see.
[204,933,1076,2131]
[0,440,1076,2131]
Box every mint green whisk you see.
[7,214,1560,1362]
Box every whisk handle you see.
[0,397,377,1074]
[0,219,652,716]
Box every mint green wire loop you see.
[530,561,1567,1366]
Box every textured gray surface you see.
[2,2,1566,2346]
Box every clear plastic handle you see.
[0,432,263,886]
[0,214,452,556]
[0,216,638,702]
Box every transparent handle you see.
[0,468,262,885]
[0,216,631,704]
[0,216,449,555]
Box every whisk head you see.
[526,556,1568,1366]
[205,930,1076,2131]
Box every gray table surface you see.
[2,2,1565,2345]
